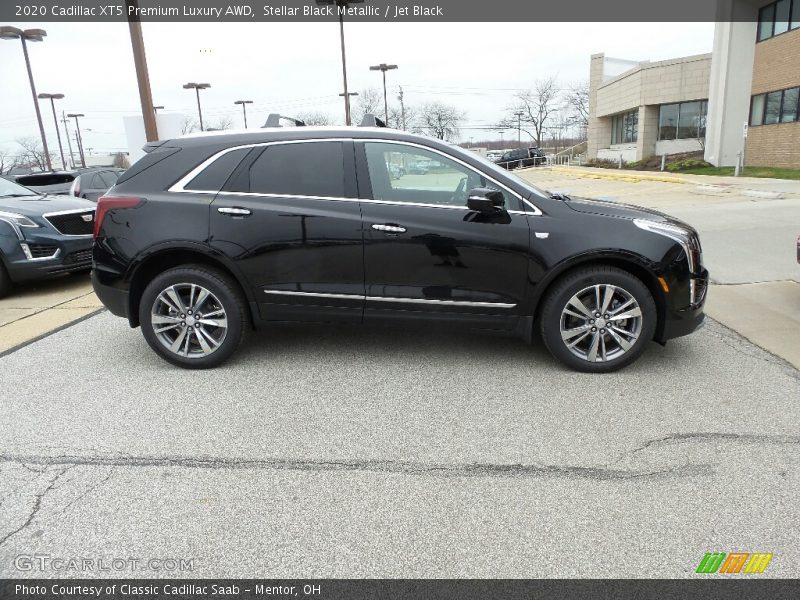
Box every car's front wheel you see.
[539,266,657,373]
[139,265,246,369]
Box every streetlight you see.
[38,93,66,171]
[67,113,86,168]
[514,111,525,147]
[234,100,253,128]
[1,26,52,171]
[317,0,364,126]
[369,63,398,124]
[183,82,210,131]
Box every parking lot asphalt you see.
[1,311,798,577]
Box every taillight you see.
[71,177,80,197]
[94,196,142,239]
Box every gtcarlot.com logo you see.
[696,552,773,574]
[14,554,194,572]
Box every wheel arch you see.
[530,252,667,341]
[126,246,257,328]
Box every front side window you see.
[185,148,249,191]
[364,142,518,209]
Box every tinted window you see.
[750,94,765,126]
[765,91,782,124]
[364,141,518,210]
[774,0,790,35]
[658,103,679,140]
[185,148,249,191]
[242,142,345,198]
[16,173,75,186]
[677,101,703,139]
[758,4,775,40]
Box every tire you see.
[139,265,246,369]
[0,261,13,298]
[539,266,657,373]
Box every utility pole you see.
[515,111,524,147]
[126,0,158,142]
[397,86,406,130]
[68,113,86,168]
[61,111,75,169]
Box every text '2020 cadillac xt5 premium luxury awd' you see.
[92,125,708,372]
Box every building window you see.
[751,87,800,125]
[750,94,766,126]
[782,88,799,122]
[611,110,638,144]
[658,101,708,140]
[757,0,799,41]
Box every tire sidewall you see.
[541,268,657,373]
[139,266,245,369]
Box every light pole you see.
[317,0,364,126]
[38,93,66,170]
[369,63,398,124]
[153,105,164,115]
[183,83,210,131]
[68,113,86,168]
[514,111,525,147]
[234,100,253,128]
[1,26,52,171]
[61,111,76,169]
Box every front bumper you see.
[2,230,93,283]
[659,268,709,342]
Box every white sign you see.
[743,121,748,139]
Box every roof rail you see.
[359,113,387,128]
[262,113,306,128]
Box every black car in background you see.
[93,126,707,373]
[11,167,124,200]
[495,147,546,169]
[0,177,95,297]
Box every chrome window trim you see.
[167,138,352,194]
[168,137,543,215]
[42,208,96,238]
[264,289,516,308]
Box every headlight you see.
[0,211,39,228]
[633,218,700,274]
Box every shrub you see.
[666,158,713,172]
[586,158,623,169]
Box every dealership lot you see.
[1,167,798,577]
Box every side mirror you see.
[467,187,505,212]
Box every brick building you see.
[588,0,800,168]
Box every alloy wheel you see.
[559,284,643,363]
[150,283,228,358]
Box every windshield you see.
[0,177,39,198]
[445,143,550,200]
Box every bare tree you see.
[297,111,334,126]
[565,81,589,137]
[15,137,52,171]
[0,148,10,174]
[181,117,199,135]
[112,153,131,169]
[207,116,234,131]
[419,102,465,141]
[352,88,382,125]
[388,105,421,132]
[501,77,561,147]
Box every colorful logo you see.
[696,552,773,574]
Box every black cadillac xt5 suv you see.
[92,125,708,372]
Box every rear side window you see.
[233,142,345,198]
[185,148,249,191]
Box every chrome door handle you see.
[217,207,252,216]
[372,224,406,233]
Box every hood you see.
[0,193,95,218]
[563,196,694,231]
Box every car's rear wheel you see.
[539,266,656,373]
[139,265,246,369]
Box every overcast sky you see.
[0,21,715,157]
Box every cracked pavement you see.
[1,310,799,578]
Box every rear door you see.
[209,139,364,323]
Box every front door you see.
[209,140,364,323]
[357,141,530,330]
